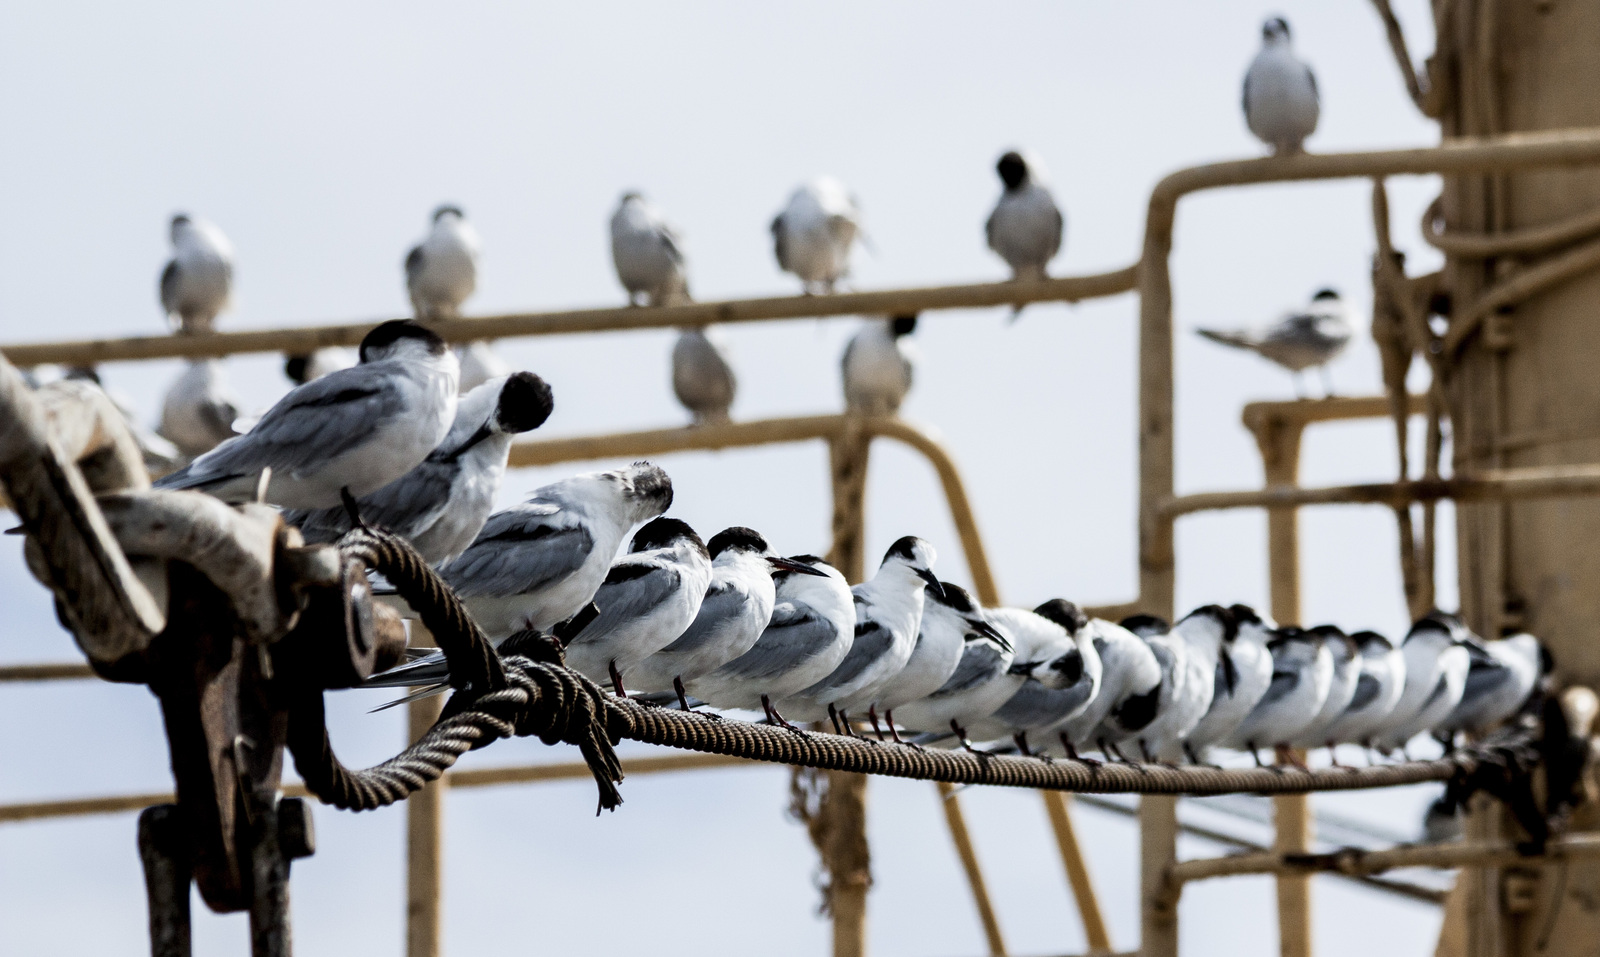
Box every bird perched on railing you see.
[1223,625,1334,767]
[1288,626,1363,756]
[772,177,863,294]
[842,314,917,416]
[611,191,690,308]
[1104,606,1230,763]
[695,555,857,730]
[158,360,240,458]
[783,536,942,735]
[1057,614,1162,762]
[405,205,480,321]
[1166,604,1274,764]
[562,517,713,695]
[889,596,1021,742]
[1196,289,1352,398]
[986,149,1064,292]
[160,213,234,333]
[154,320,459,509]
[872,581,1012,744]
[283,372,554,565]
[1242,15,1319,155]
[672,326,736,425]
[628,527,824,708]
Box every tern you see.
[284,372,554,565]
[1243,16,1320,155]
[691,555,856,726]
[842,315,917,416]
[1057,614,1162,762]
[158,360,240,457]
[628,527,824,705]
[772,177,862,294]
[437,462,674,638]
[1197,289,1352,398]
[160,213,234,333]
[1223,625,1334,766]
[1371,612,1474,755]
[1167,604,1275,764]
[889,597,1020,741]
[1287,625,1363,756]
[1319,630,1407,751]
[406,205,480,321]
[155,320,459,509]
[962,600,1104,754]
[672,326,736,425]
[1440,633,1548,738]
[873,582,1012,743]
[1103,606,1231,764]
[563,517,713,693]
[783,537,941,735]
[611,191,690,307]
[986,150,1064,286]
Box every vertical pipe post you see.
[1248,411,1313,957]
[936,782,1008,956]
[406,669,445,957]
[1137,184,1180,957]
[826,418,872,957]
[1139,795,1180,957]
[1041,791,1113,954]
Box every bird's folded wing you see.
[440,508,592,598]
[714,603,834,683]
[575,561,686,640]
[801,619,891,694]
[653,579,750,655]
[1346,672,1382,712]
[286,458,455,544]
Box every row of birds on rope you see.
[116,318,1546,768]
[91,14,1350,469]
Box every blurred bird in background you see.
[842,314,917,416]
[1196,289,1352,397]
[1242,15,1320,155]
[772,177,863,294]
[986,148,1064,314]
[160,213,234,333]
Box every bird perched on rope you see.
[155,320,459,509]
[1196,289,1352,398]
[959,600,1104,753]
[283,372,554,565]
[158,360,240,458]
[772,177,863,294]
[842,315,917,416]
[1104,606,1231,764]
[1056,614,1162,761]
[628,527,825,708]
[694,555,857,729]
[1242,15,1319,155]
[1166,604,1274,764]
[1222,625,1334,767]
[783,536,942,736]
[611,191,690,307]
[871,581,1011,743]
[562,517,714,694]
[433,462,674,638]
[1319,630,1407,754]
[1288,626,1363,756]
[1371,612,1475,755]
[672,326,736,425]
[405,205,480,321]
[159,213,234,333]
[889,596,1021,742]
[986,149,1064,296]
[1439,633,1549,739]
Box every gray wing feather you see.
[287,458,456,544]
[653,579,750,655]
[440,507,592,598]
[810,621,892,692]
[717,603,838,683]
[1347,673,1381,712]
[1260,669,1300,706]
[577,561,688,641]
[159,261,180,314]
[934,643,1007,696]
[170,373,408,484]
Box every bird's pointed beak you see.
[915,568,944,600]
[970,619,1011,652]
[457,421,497,455]
[1008,659,1041,677]
[769,556,828,576]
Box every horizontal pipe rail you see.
[0,268,1138,368]
[0,752,753,824]
[1239,394,1428,434]
[1168,833,1600,886]
[0,661,95,682]
[1160,464,1600,518]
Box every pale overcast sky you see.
[0,3,1452,955]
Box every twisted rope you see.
[286,525,1538,814]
